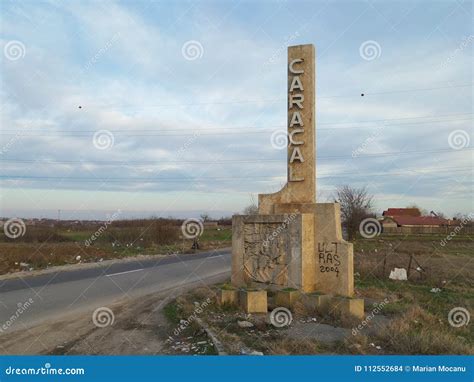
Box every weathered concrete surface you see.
[259,44,316,213]
[231,214,315,292]
[239,290,267,313]
[275,290,302,308]
[333,297,365,320]
[217,289,238,305]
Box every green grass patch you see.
[163,301,180,324]
[200,227,232,242]
[58,230,93,241]
[220,283,236,290]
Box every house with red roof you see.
[382,208,450,229]
[383,215,449,228]
[382,208,421,218]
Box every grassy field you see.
[0,219,232,275]
[163,233,473,355]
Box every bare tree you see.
[243,204,258,215]
[200,213,210,222]
[406,204,428,216]
[453,212,473,225]
[335,185,374,240]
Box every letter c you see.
[289,129,304,145]
[289,59,304,74]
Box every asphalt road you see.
[0,249,231,333]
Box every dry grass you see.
[377,305,473,354]
[354,236,473,286]
[267,338,321,355]
[0,243,113,274]
[0,226,71,243]
[342,333,373,354]
[0,219,230,274]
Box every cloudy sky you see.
[0,0,472,220]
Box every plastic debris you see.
[389,268,407,281]
[237,320,254,328]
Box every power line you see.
[2,112,472,132]
[317,112,473,125]
[1,116,471,136]
[77,83,473,108]
[0,167,470,183]
[1,148,472,165]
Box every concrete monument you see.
[231,45,362,318]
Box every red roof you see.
[390,216,448,226]
[383,208,420,217]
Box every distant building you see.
[382,208,421,218]
[382,215,450,228]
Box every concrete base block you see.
[275,289,301,308]
[239,290,267,313]
[217,288,239,305]
[302,293,332,314]
[333,296,364,320]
